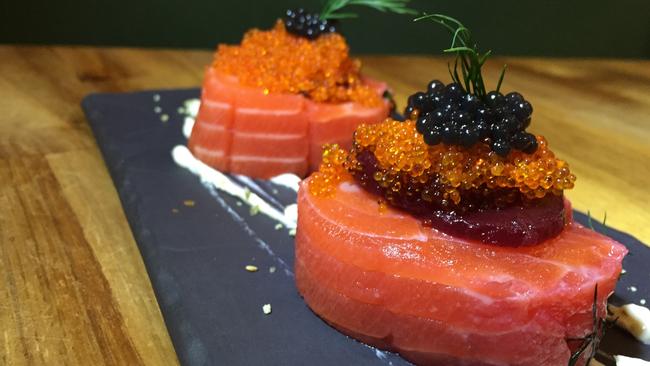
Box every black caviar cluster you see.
[283,9,338,40]
[405,81,537,156]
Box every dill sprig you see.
[414,14,506,99]
[566,285,616,366]
[320,0,416,20]
[587,211,608,232]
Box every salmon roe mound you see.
[212,20,382,107]
[310,144,353,197]
[310,119,576,205]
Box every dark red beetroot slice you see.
[354,150,567,246]
[427,196,566,246]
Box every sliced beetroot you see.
[353,150,567,246]
[424,195,566,246]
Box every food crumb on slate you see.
[250,205,260,215]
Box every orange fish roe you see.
[212,20,382,107]
[312,119,576,205]
[309,144,353,197]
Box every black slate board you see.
[82,88,650,365]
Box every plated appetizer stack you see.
[295,15,628,366]
[189,1,415,178]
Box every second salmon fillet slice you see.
[189,68,389,178]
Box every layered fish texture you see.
[295,177,627,366]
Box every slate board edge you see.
[82,90,204,365]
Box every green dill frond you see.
[321,0,416,20]
[414,13,507,99]
[566,285,615,366]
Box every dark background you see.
[2,0,649,58]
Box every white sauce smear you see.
[614,355,650,365]
[181,98,200,138]
[172,145,297,230]
[590,355,650,365]
[609,303,650,345]
[269,173,301,192]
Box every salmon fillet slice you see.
[297,262,572,366]
[200,68,236,105]
[230,131,308,159]
[306,100,390,171]
[196,100,234,128]
[188,145,229,171]
[229,156,308,178]
[188,69,390,178]
[295,177,627,365]
[189,122,228,149]
[233,93,307,135]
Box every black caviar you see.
[405,81,537,156]
[283,9,338,40]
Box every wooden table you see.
[0,46,648,365]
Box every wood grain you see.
[0,45,648,365]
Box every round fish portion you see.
[189,69,389,178]
[295,177,627,366]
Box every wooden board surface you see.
[0,45,648,365]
